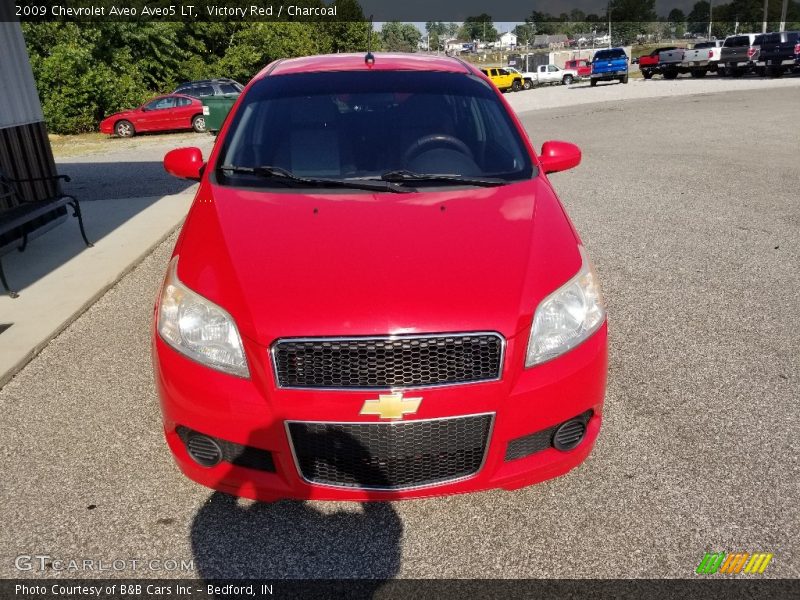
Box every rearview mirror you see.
[164,147,205,181]
[539,141,581,174]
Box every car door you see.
[173,96,197,129]
[137,96,177,131]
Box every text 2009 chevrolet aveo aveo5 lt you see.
[154,53,608,501]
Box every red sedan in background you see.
[99,94,206,137]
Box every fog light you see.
[185,433,223,467]
[552,419,587,451]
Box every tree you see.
[426,21,448,50]
[608,0,657,44]
[512,23,536,46]
[667,8,686,37]
[527,11,560,35]
[460,14,497,42]
[686,1,711,34]
[380,22,421,52]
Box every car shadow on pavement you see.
[189,425,403,593]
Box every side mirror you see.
[539,141,581,174]
[164,147,205,181]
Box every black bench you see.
[0,171,92,298]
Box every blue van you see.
[591,48,629,86]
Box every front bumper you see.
[591,71,627,79]
[153,324,607,501]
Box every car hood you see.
[174,178,581,346]
[101,109,135,123]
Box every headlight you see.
[157,256,249,377]
[525,246,605,367]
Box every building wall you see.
[0,10,64,241]
[0,15,45,128]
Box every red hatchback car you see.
[100,94,205,137]
[154,53,608,501]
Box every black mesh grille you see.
[287,415,493,489]
[273,334,503,389]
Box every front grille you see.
[273,333,503,389]
[287,414,493,490]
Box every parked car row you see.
[480,64,584,91]
[636,31,800,79]
[100,78,244,137]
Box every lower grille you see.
[505,410,593,461]
[287,414,493,490]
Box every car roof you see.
[259,53,473,79]
[150,94,196,101]
[178,79,239,86]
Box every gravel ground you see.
[1,86,798,579]
[506,72,800,113]
[55,132,214,202]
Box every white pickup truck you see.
[681,40,723,76]
[505,67,537,90]
[532,64,582,85]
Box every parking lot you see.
[1,84,798,579]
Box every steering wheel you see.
[403,134,474,166]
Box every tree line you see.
[22,18,369,134]
[21,0,799,134]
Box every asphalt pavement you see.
[1,87,798,579]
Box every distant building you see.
[444,38,475,54]
[498,31,517,49]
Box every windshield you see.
[217,71,534,188]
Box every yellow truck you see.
[479,67,523,92]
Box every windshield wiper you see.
[378,169,506,187]
[219,165,413,194]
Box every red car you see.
[154,53,608,501]
[565,59,592,77]
[99,94,205,137]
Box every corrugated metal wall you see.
[0,18,45,128]
[0,9,65,248]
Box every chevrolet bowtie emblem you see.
[360,392,422,420]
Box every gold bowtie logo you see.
[360,392,422,420]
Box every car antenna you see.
[365,15,375,67]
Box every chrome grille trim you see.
[270,332,505,391]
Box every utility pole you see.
[607,1,612,48]
[762,0,768,33]
[708,0,713,39]
[780,0,788,31]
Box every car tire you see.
[664,70,679,80]
[642,71,653,79]
[590,79,597,87]
[621,75,629,84]
[115,120,134,138]
[192,115,207,133]
[563,75,574,85]
[511,80,522,92]
[691,69,706,78]
[717,66,727,76]
[523,79,532,90]
[730,67,743,77]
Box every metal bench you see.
[0,171,92,298]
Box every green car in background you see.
[172,78,244,134]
